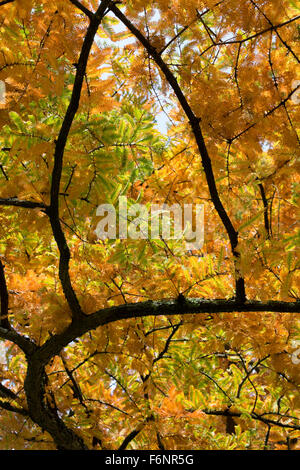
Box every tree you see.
[0,0,299,450]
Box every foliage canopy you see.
[0,0,299,450]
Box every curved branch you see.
[21,1,111,450]
[48,0,110,321]
[0,383,28,416]
[24,358,88,450]
[109,2,246,302]
[19,297,299,450]
[36,297,300,366]
[69,0,94,20]
[118,428,142,450]
[0,326,36,356]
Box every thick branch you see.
[0,0,14,6]
[0,326,36,356]
[0,259,10,329]
[0,383,28,416]
[118,428,142,450]
[48,0,110,321]
[24,357,88,450]
[21,2,111,450]
[109,3,246,302]
[69,0,94,20]
[23,295,298,449]
[19,295,299,451]
[36,298,300,366]
[0,382,18,400]
[0,400,28,416]
[0,198,47,210]
[258,182,270,238]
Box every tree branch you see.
[258,182,271,239]
[118,427,142,450]
[48,0,110,321]
[203,408,300,431]
[108,2,246,302]
[69,0,94,21]
[0,400,28,416]
[0,326,36,356]
[0,259,10,329]
[20,2,112,450]
[36,297,300,366]
[0,0,14,6]
[0,198,47,210]
[0,383,28,415]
